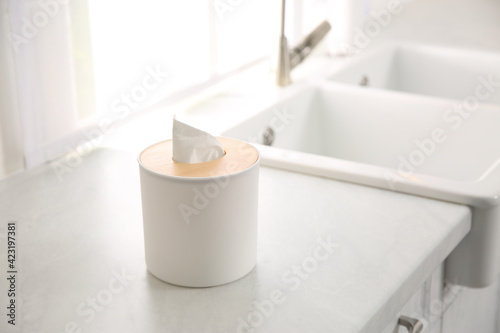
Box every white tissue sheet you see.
[172,118,225,163]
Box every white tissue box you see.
[138,137,260,287]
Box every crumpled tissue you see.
[172,117,225,163]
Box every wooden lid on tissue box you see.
[139,137,259,178]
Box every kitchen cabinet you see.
[382,263,500,333]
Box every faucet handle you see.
[290,21,332,69]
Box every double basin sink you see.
[222,42,500,288]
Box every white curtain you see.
[0,0,24,177]
[1,0,81,177]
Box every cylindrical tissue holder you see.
[138,137,260,287]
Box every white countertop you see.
[0,145,470,333]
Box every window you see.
[1,0,340,177]
[87,0,283,121]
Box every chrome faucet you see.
[276,0,332,86]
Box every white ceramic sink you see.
[224,82,500,206]
[328,43,500,106]
[222,80,500,288]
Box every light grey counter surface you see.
[0,146,470,333]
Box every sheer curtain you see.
[0,0,24,177]
[2,0,81,176]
